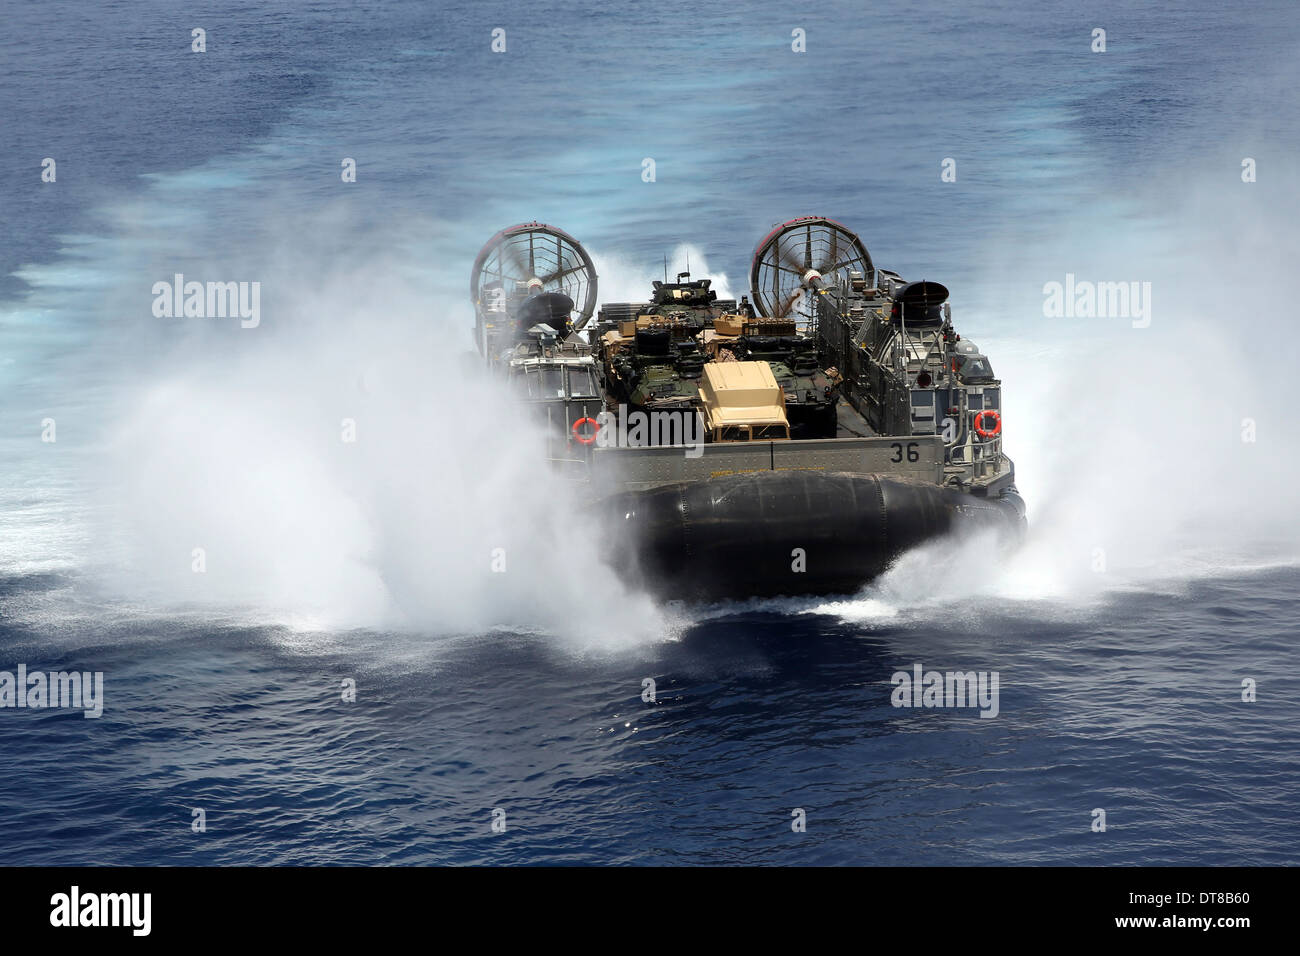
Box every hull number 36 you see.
[890,442,921,463]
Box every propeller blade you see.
[775,287,804,317]
[498,240,535,282]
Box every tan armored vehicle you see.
[697,361,790,442]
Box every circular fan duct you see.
[470,222,598,353]
[749,216,874,319]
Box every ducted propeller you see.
[749,216,874,319]
[470,222,598,354]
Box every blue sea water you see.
[1,0,1298,865]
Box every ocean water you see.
[1,0,1298,865]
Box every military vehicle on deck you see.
[592,273,733,416]
[696,360,791,442]
[593,274,842,439]
[698,311,841,439]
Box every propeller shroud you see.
[471,222,598,353]
[749,216,874,320]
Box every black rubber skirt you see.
[600,471,1026,599]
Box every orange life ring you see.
[974,410,1001,439]
[572,417,600,445]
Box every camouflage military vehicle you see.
[699,311,840,439]
[592,273,734,416]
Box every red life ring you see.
[974,410,1001,439]
[572,417,600,445]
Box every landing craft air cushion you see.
[471,216,1026,598]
